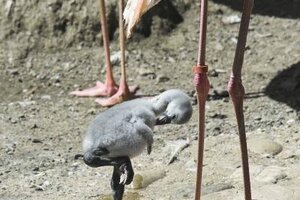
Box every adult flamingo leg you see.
[95,0,139,107]
[227,0,253,200]
[71,0,138,101]
[193,0,209,199]
[71,0,118,97]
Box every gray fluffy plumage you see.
[83,89,193,159]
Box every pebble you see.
[208,69,219,77]
[286,119,295,125]
[30,123,38,129]
[255,166,287,184]
[51,74,61,83]
[32,138,43,143]
[5,142,17,154]
[202,183,234,195]
[156,75,170,83]
[40,95,51,100]
[212,88,229,99]
[31,181,50,192]
[8,68,19,76]
[110,51,128,65]
[138,68,156,78]
[222,15,241,24]
[17,100,36,108]
[184,160,197,172]
[247,136,283,155]
[167,56,176,63]
[230,37,238,44]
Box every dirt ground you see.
[0,0,299,200]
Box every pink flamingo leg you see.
[194,66,209,200]
[227,0,253,199]
[95,0,139,107]
[194,0,209,199]
[70,0,118,97]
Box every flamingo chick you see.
[82,89,192,200]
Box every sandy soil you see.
[0,0,299,200]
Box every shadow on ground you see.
[134,0,183,37]
[265,62,300,110]
[212,0,300,19]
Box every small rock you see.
[32,167,39,171]
[255,166,287,184]
[31,123,38,129]
[286,119,295,125]
[209,113,227,119]
[86,108,96,115]
[110,51,128,65]
[32,139,43,143]
[32,184,44,191]
[51,74,61,83]
[208,69,219,77]
[254,116,262,121]
[167,56,176,63]
[248,137,283,155]
[222,15,241,24]
[285,108,294,113]
[202,183,235,195]
[17,100,36,108]
[138,68,156,78]
[8,68,19,76]
[43,181,50,187]
[5,142,17,154]
[230,37,238,44]
[211,88,229,99]
[10,118,18,124]
[41,95,51,100]
[156,75,170,83]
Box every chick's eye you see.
[171,115,176,119]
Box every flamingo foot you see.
[70,81,118,97]
[95,81,139,107]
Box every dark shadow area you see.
[212,0,300,19]
[209,90,265,101]
[265,62,300,110]
[132,0,184,38]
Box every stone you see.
[202,183,234,195]
[156,75,170,83]
[247,136,283,155]
[255,166,287,184]
[138,68,156,78]
[222,15,241,24]
[17,100,36,108]
[41,95,51,100]
[110,51,129,66]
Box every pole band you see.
[193,65,208,74]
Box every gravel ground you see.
[0,0,299,199]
